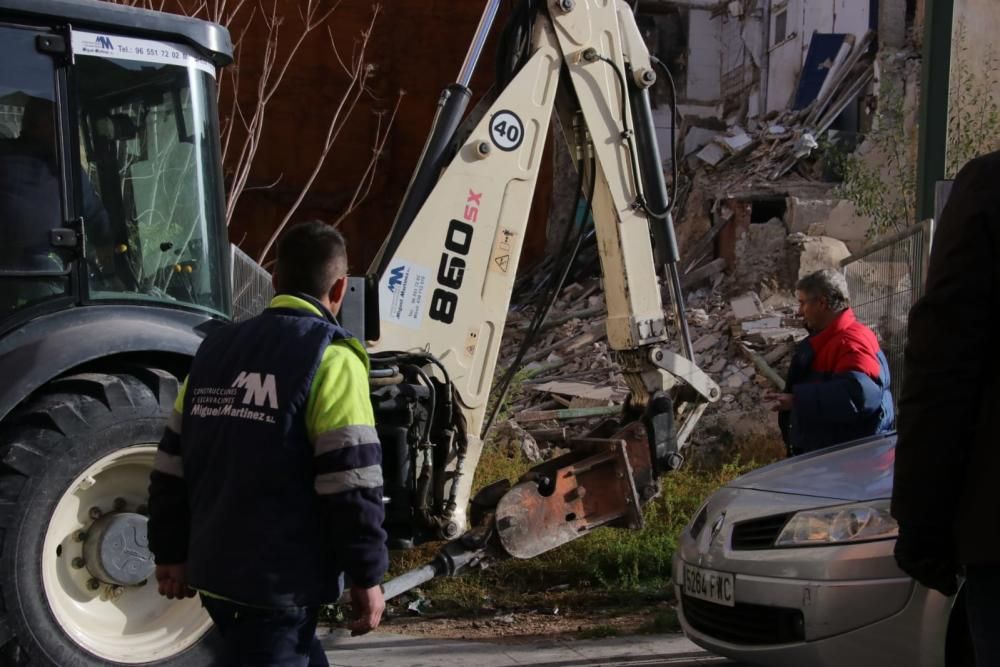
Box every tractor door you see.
[0,24,72,315]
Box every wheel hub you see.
[82,512,155,586]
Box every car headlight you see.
[774,499,898,547]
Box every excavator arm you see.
[365,0,720,596]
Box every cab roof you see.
[0,0,233,66]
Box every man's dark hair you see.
[275,221,347,299]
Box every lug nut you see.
[72,557,86,569]
[641,69,656,85]
[476,141,492,158]
[87,578,101,591]
[113,497,127,511]
[89,506,103,520]
[74,530,88,542]
[559,0,575,11]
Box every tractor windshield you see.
[74,31,228,316]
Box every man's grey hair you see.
[796,269,850,312]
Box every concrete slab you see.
[323,630,718,667]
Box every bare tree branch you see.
[257,5,390,263]
[104,0,395,258]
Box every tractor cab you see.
[0,2,235,664]
[0,1,232,328]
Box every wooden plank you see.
[740,343,786,391]
[516,405,624,423]
[680,257,726,288]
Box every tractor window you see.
[0,25,70,314]
[74,33,227,317]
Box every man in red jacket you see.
[767,269,895,455]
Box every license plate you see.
[683,564,735,607]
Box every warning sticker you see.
[464,327,480,358]
[489,228,518,275]
[380,262,430,329]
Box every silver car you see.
[674,435,974,667]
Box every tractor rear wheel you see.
[0,369,219,666]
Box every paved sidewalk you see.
[323,630,731,667]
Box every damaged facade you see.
[626,0,924,286]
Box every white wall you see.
[765,0,870,113]
[687,8,722,103]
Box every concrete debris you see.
[721,129,754,154]
[729,293,763,321]
[684,127,721,156]
[696,142,727,166]
[740,316,784,333]
[732,219,789,290]
[693,333,722,353]
[788,234,851,279]
[688,308,710,327]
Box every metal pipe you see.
[668,264,695,361]
[381,563,440,602]
[457,0,503,87]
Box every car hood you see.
[727,433,896,501]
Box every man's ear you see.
[328,275,349,313]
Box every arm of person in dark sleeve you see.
[792,369,884,425]
[308,341,388,588]
[892,157,996,529]
[147,379,191,565]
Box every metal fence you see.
[230,244,274,322]
[840,220,934,407]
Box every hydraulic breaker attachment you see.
[382,421,660,599]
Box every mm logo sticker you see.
[489,110,524,152]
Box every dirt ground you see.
[371,601,677,641]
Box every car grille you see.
[682,594,805,645]
[730,512,794,550]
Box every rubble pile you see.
[493,269,808,461]
[687,31,876,186]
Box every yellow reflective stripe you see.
[315,465,383,495]
[174,377,188,414]
[306,340,374,443]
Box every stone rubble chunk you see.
[730,292,763,321]
[746,327,809,346]
[740,316,784,333]
[693,333,722,353]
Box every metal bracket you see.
[36,34,68,57]
[50,228,80,249]
[649,347,721,403]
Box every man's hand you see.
[764,391,794,412]
[894,525,960,596]
[155,564,196,600]
[348,584,385,636]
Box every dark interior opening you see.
[751,198,787,224]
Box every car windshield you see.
[74,31,227,316]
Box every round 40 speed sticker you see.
[489,110,524,151]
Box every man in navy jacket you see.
[148,222,387,666]
[768,269,895,455]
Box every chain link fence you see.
[840,219,934,407]
[230,244,274,322]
